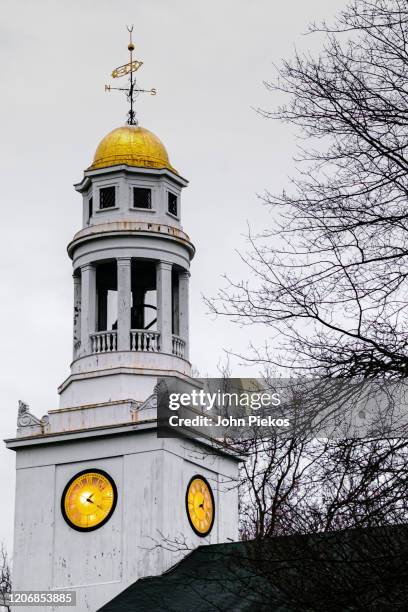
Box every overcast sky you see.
[0,0,347,553]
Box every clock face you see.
[186,475,215,537]
[61,469,117,532]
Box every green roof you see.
[99,525,408,611]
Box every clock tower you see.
[6,36,239,612]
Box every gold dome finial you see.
[89,125,177,173]
[104,26,157,126]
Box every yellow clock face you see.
[186,476,215,537]
[61,469,117,532]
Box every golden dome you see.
[89,125,177,173]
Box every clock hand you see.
[86,497,104,511]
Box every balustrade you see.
[130,329,160,352]
[88,330,187,356]
[90,330,117,353]
[172,335,185,358]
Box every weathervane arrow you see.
[112,60,143,79]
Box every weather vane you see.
[105,26,157,126]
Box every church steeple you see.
[6,30,239,612]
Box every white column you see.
[72,273,81,360]
[179,270,190,360]
[157,260,173,354]
[80,263,96,356]
[117,257,132,351]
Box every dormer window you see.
[99,186,116,209]
[168,192,178,217]
[133,187,152,209]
